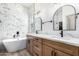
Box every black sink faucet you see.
[60,30,63,37]
[36,30,38,34]
[59,22,63,37]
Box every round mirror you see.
[53,5,76,31]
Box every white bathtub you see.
[2,38,26,52]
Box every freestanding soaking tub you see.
[2,38,26,52]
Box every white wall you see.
[0,3,29,40]
[31,3,79,37]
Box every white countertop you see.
[27,33,79,47]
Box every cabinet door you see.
[26,39,33,55]
[26,39,30,51]
[43,45,54,56]
[54,50,71,56]
[29,39,33,54]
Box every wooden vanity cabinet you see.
[26,39,33,54]
[43,45,55,56]
[27,35,79,56]
[32,37,43,56]
[42,40,71,56]
[27,35,35,55]
[42,44,71,56]
[26,39,30,52]
[54,50,71,56]
[27,35,43,56]
[43,39,79,56]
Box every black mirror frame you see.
[53,5,76,31]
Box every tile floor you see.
[0,49,31,56]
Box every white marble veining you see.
[0,3,32,40]
[27,33,79,47]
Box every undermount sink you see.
[49,35,75,40]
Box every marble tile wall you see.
[0,3,29,40]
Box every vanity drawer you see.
[33,41,42,50]
[37,38,42,43]
[32,45,42,56]
[32,39,42,56]
[43,39,79,55]
[33,37,42,43]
